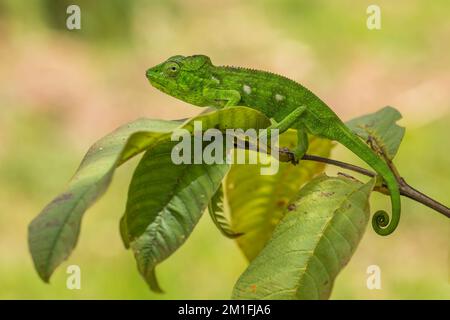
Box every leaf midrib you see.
[293,181,367,299]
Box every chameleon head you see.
[146,55,213,107]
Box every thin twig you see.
[299,153,450,219]
[368,138,449,218]
[232,141,450,218]
[302,154,375,177]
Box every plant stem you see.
[233,142,450,218]
[302,154,375,177]
[299,153,450,219]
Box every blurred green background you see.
[0,0,449,299]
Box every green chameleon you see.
[146,54,401,236]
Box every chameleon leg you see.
[266,105,307,140]
[291,125,309,164]
[268,105,307,132]
[263,105,307,163]
[203,88,241,107]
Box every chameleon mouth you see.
[145,68,158,81]
[146,69,163,87]
[146,71,173,96]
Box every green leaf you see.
[232,175,375,300]
[28,106,271,282]
[28,118,179,282]
[125,108,271,241]
[346,106,405,160]
[226,130,333,261]
[208,184,243,239]
[125,140,229,291]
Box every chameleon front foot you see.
[279,147,300,165]
[292,149,305,165]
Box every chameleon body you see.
[146,54,401,236]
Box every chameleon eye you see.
[164,62,180,76]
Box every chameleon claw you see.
[290,155,300,165]
[279,147,299,165]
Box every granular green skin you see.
[146,54,401,236]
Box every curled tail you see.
[333,125,401,236]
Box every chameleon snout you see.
[145,68,155,79]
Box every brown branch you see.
[302,154,376,177]
[368,138,449,218]
[232,141,450,218]
[299,153,450,219]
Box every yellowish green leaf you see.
[232,175,375,300]
[226,130,333,261]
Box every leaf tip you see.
[34,263,52,284]
[146,269,164,294]
[40,274,51,284]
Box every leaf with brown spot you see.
[232,175,375,300]
[346,106,405,160]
